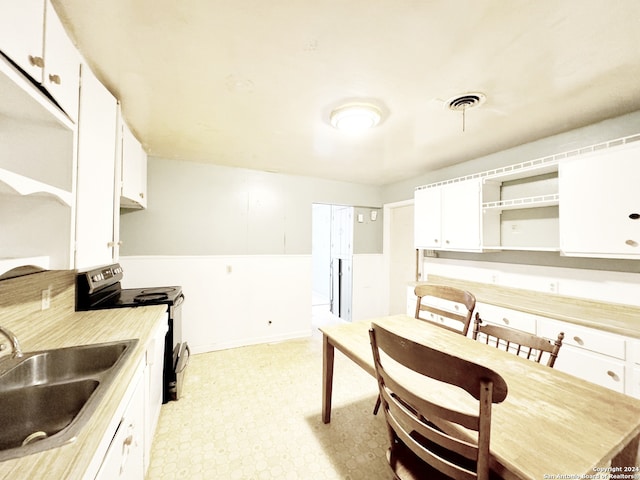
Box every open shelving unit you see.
[0,54,76,270]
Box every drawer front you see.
[537,318,626,360]
[474,303,536,334]
[554,345,626,393]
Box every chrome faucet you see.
[0,325,23,358]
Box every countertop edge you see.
[410,276,640,339]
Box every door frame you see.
[382,199,415,315]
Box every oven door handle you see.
[174,293,185,308]
[176,343,190,373]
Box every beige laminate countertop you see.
[0,304,168,480]
[416,275,640,339]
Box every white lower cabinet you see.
[632,367,640,400]
[145,321,168,473]
[537,317,627,394]
[474,303,537,334]
[95,368,145,480]
[552,344,626,394]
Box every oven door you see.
[171,342,190,400]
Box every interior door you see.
[389,202,415,315]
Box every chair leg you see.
[373,394,381,415]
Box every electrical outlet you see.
[41,288,51,310]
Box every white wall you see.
[120,255,312,353]
[311,203,331,301]
[351,253,385,320]
[120,157,383,256]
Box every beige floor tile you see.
[146,321,392,480]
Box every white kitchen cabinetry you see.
[120,120,148,209]
[75,62,119,270]
[0,0,45,82]
[631,342,640,399]
[559,140,640,259]
[0,0,80,121]
[144,321,167,473]
[414,186,441,249]
[474,302,537,334]
[42,0,80,121]
[95,367,145,480]
[538,317,626,394]
[0,52,75,271]
[414,178,498,251]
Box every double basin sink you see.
[0,339,138,461]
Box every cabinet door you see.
[560,143,640,258]
[441,179,482,250]
[75,63,118,269]
[43,0,80,121]
[121,122,148,209]
[414,186,441,248]
[96,373,145,480]
[0,0,45,81]
[144,321,167,473]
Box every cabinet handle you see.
[28,55,44,68]
[48,74,61,85]
[123,434,134,446]
[572,336,584,346]
[445,240,450,244]
[502,317,510,325]
[606,370,620,382]
[107,240,124,247]
[629,213,640,220]
[624,239,638,247]
[434,239,438,243]
[139,192,144,199]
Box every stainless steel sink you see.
[0,339,138,461]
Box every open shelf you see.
[483,193,559,212]
[0,168,73,206]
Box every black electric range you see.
[76,263,188,403]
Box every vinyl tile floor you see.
[145,309,392,480]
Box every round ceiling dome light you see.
[330,103,382,132]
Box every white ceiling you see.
[52,0,640,186]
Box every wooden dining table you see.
[320,314,640,479]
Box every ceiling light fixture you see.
[330,103,382,132]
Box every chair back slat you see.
[414,284,476,336]
[472,313,564,368]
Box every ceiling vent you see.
[446,93,486,111]
[445,92,486,132]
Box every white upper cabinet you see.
[0,0,80,121]
[120,120,148,209]
[0,0,45,81]
[440,179,483,250]
[414,186,441,249]
[415,178,496,251]
[75,62,119,270]
[42,0,80,121]
[559,140,640,258]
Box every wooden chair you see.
[472,313,564,368]
[369,323,508,480]
[414,284,476,336]
[373,283,476,416]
